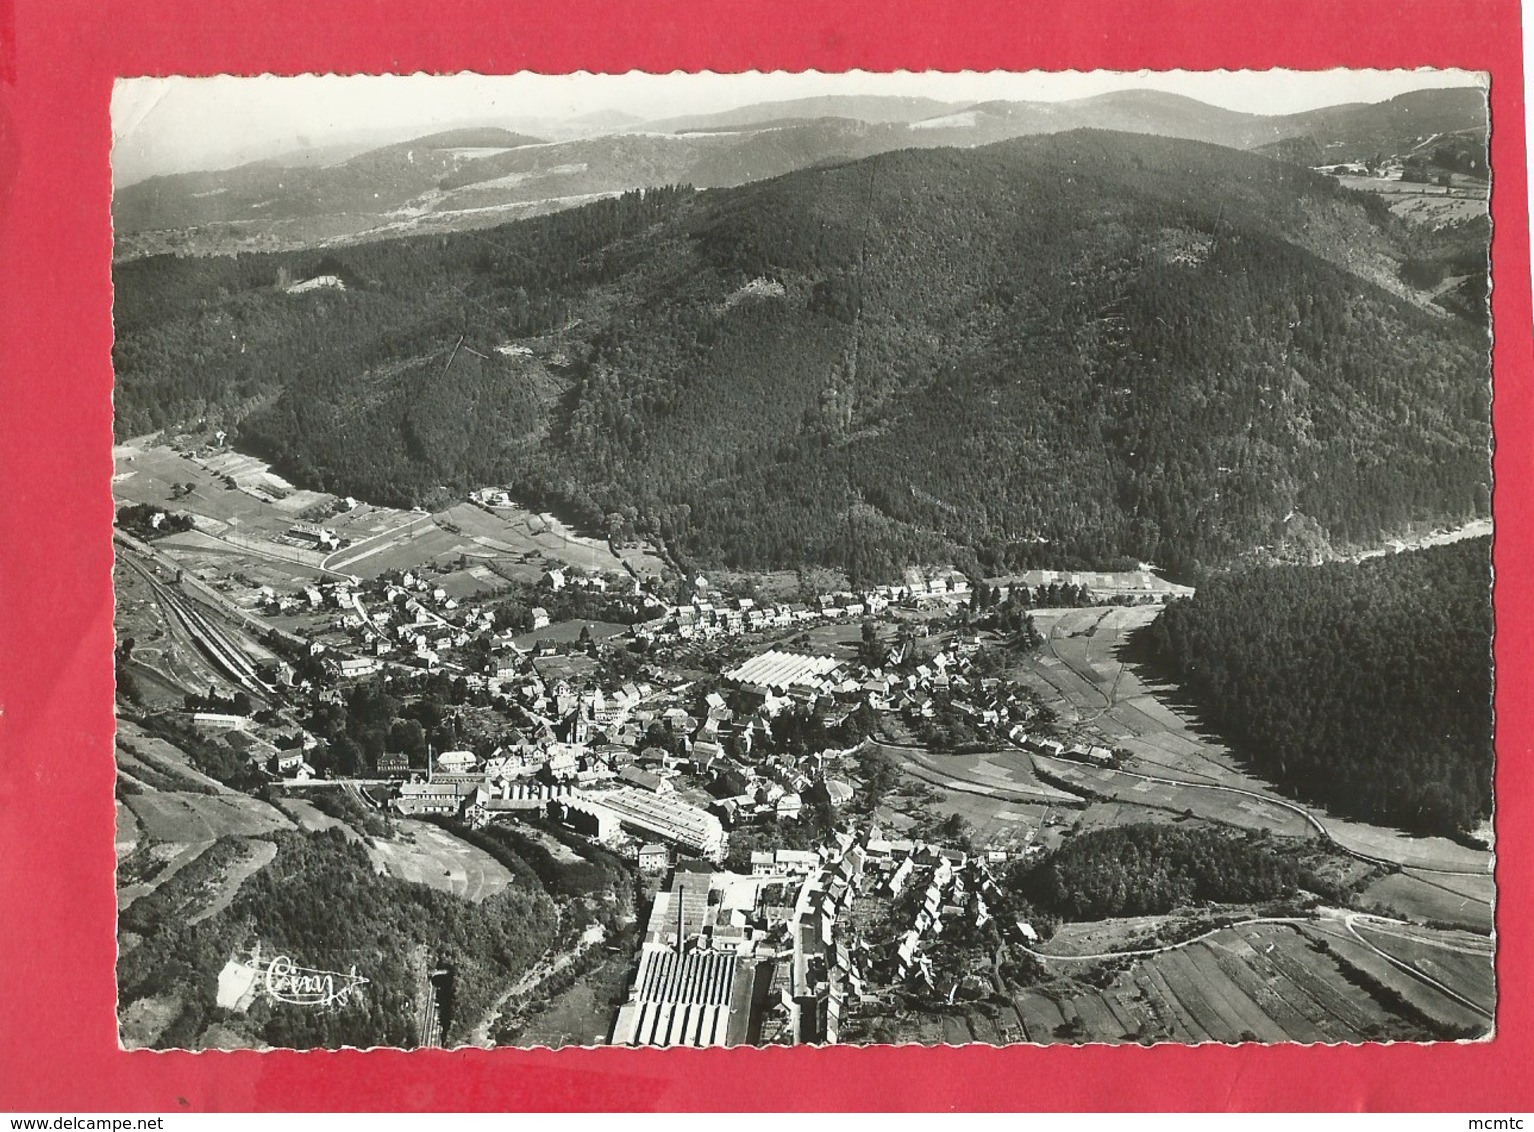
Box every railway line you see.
[118,547,278,702]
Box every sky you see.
[111,68,1485,187]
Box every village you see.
[114,450,1211,1047]
[112,440,1497,1053]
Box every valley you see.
[110,78,1496,1053]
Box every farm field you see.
[434,563,510,601]
[1070,800,1186,832]
[115,443,331,542]
[1032,755,1319,839]
[367,819,516,902]
[471,501,667,580]
[116,441,666,590]
[1036,913,1206,958]
[272,795,363,840]
[122,789,293,843]
[118,840,214,910]
[870,743,1079,853]
[796,621,878,657]
[511,619,631,650]
[853,920,1440,1046]
[117,784,293,912]
[1299,919,1491,1034]
[116,802,142,858]
[186,840,280,926]
[117,719,232,794]
[1361,869,1495,932]
[920,791,1059,856]
[1016,921,1438,1045]
[1350,921,1495,1017]
[880,743,1080,805]
[152,532,333,589]
[1017,606,1494,891]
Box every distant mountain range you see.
[113,129,1491,580]
[1254,86,1490,163]
[112,87,1487,260]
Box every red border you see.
[0,0,1529,1112]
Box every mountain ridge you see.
[113,129,1491,582]
[112,86,1487,261]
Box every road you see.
[322,513,436,574]
[1031,609,1490,879]
[1043,607,1125,725]
[1020,908,1492,1020]
[467,921,608,1047]
[1339,913,1493,1020]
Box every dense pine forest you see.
[113,130,1490,580]
[1142,537,1493,837]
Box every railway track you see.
[119,549,277,702]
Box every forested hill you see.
[113,130,1491,580]
[1141,537,1493,838]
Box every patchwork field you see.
[1299,918,1492,1034]
[1032,755,1319,839]
[1361,870,1495,932]
[116,441,666,586]
[1350,920,1495,1017]
[854,918,1455,1047]
[1016,606,1494,897]
[117,784,293,913]
[871,742,1080,853]
[1020,919,1482,1045]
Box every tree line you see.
[1141,537,1493,837]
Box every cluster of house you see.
[873,644,1041,731]
[265,562,668,678]
[610,829,874,1047]
[377,620,1078,857]
[982,568,1193,604]
[644,571,972,645]
[609,822,1015,1047]
[781,833,870,1045]
[451,662,847,833]
[271,570,500,671]
[1016,733,1118,768]
[891,853,987,990]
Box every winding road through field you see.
[1031,608,1490,879]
